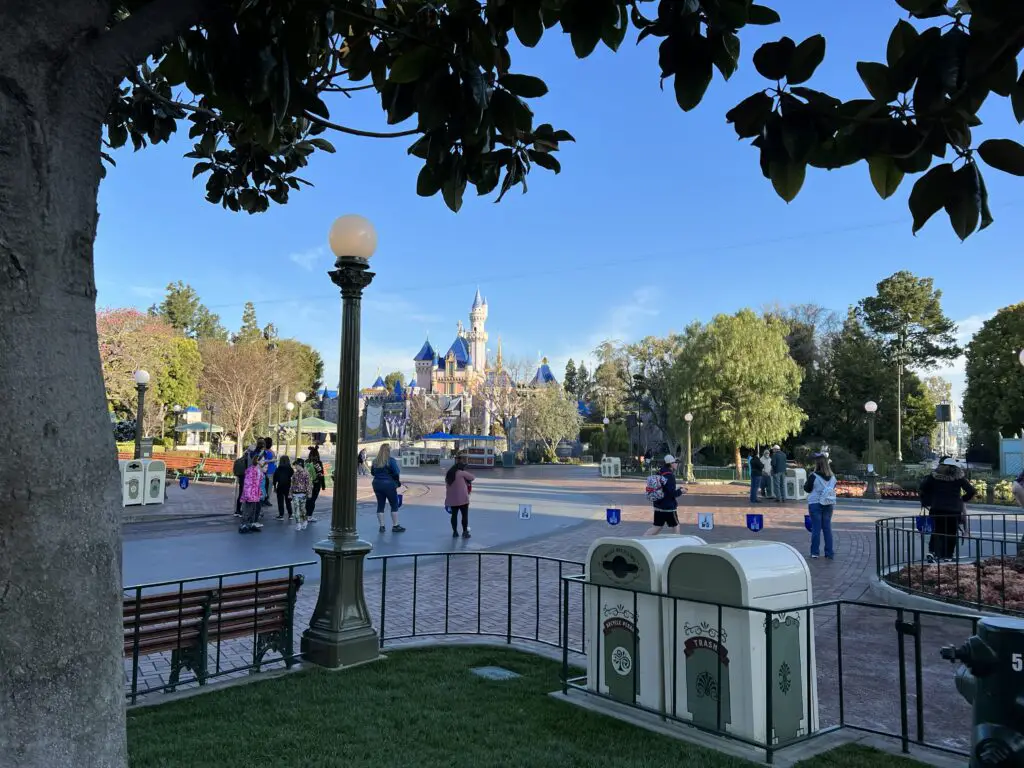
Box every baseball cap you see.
[664,454,677,464]
[772,444,781,450]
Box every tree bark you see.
[0,5,128,766]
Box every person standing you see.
[306,446,326,518]
[804,454,838,559]
[770,444,788,502]
[357,447,368,476]
[920,457,976,563]
[233,448,250,516]
[645,455,686,536]
[371,443,405,533]
[238,454,265,533]
[760,449,773,499]
[262,437,277,507]
[748,451,764,504]
[444,455,476,539]
[273,455,294,520]
[290,458,313,530]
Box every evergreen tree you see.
[563,359,578,399]
[150,281,228,341]
[964,304,1024,443]
[233,302,263,345]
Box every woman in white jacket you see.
[803,454,838,559]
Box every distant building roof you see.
[185,405,201,412]
[413,339,436,362]
[372,375,386,388]
[321,387,338,399]
[530,358,558,387]
[472,288,485,310]
[439,336,471,369]
[392,379,403,397]
[408,378,417,388]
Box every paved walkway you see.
[122,471,976,755]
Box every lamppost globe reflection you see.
[864,401,878,414]
[328,214,377,261]
[684,412,693,423]
[295,391,307,404]
[1019,349,1024,367]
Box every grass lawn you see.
[128,647,922,768]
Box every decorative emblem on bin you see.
[778,662,792,694]
[149,478,161,497]
[695,670,720,700]
[746,513,763,532]
[599,547,642,585]
[610,646,632,676]
[128,478,140,499]
[606,508,621,526]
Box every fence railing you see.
[876,513,1024,615]
[564,575,979,763]
[122,561,315,703]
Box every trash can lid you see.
[587,536,706,590]
[663,540,810,603]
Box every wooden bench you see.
[123,575,305,693]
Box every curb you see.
[865,574,991,619]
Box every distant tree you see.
[519,386,582,458]
[150,281,228,341]
[273,339,324,400]
[96,309,178,421]
[593,340,629,419]
[563,359,579,399]
[262,323,279,342]
[233,302,264,345]
[626,335,684,451]
[924,375,953,405]
[668,311,805,469]
[150,337,203,439]
[200,341,277,455]
[576,362,595,405]
[407,394,441,439]
[383,371,406,393]
[963,304,1024,441]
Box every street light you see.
[301,213,380,668]
[683,412,695,484]
[602,416,610,456]
[285,402,295,454]
[172,404,182,448]
[295,391,307,459]
[133,370,150,459]
[864,400,879,501]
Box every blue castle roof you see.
[185,405,201,413]
[413,339,436,362]
[372,375,386,388]
[439,336,471,369]
[392,379,403,397]
[408,378,417,388]
[472,288,485,310]
[531,359,557,386]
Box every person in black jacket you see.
[920,457,976,562]
[273,455,294,520]
[749,452,764,504]
[646,455,686,536]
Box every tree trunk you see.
[0,6,127,766]
[734,444,743,477]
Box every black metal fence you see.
[123,561,314,703]
[876,513,1024,615]
[563,575,979,763]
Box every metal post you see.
[295,402,303,460]
[134,382,147,459]
[896,338,904,463]
[865,412,879,500]
[685,421,695,483]
[301,255,380,667]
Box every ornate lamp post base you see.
[864,474,880,501]
[300,538,380,668]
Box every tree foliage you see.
[383,370,406,393]
[519,386,582,454]
[625,334,684,448]
[199,340,278,455]
[408,393,442,438]
[963,303,1024,439]
[149,281,228,340]
[668,310,805,467]
[233,301,264,345]
[563,359,579,399]
[90,1,1024,236]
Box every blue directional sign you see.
[178,476,190,490]
[606,508,621,526]
[915,515,934,534]
[746,513,763,533]
[804,514,813,532]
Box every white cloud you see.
[288,246,327,271]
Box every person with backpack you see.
[803,454,838,559]
[233,450,249,515]
[444,454,476,539]
[920,456,976,563]
[306,446,327,518]
[645,455,686,536]
[290,458,314,530]
[273,455,294,521]
[238,454,265,534]
[748,451,764,504]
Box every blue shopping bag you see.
[804,514,812,532]
[397,493,403,509]
[179,476,189,490]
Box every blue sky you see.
[95,2,1023,407]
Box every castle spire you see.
[472,287,484,310]
[496,337,503,370]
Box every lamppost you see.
[602,416,610,456]
[133,370,150,459]
[172,404,182,448]
[301,213,380,668]
[864,400,879,500]
[285,401,295,456]
[295,391,307,459]
[684,412,695,484]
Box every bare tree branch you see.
[301,110,420,139]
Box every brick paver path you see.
[124,474,975,754]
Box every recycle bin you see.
[143,459,166,505]
[785,468,808,501]
[121,460,146,507]
[585,535,706,711]
[660,540,818,746]
[600,457,621,478]
[502,451,515,468]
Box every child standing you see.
[291,458,313,530]
[239,457,265,534]
[273,455,294,520]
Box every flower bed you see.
[886,557,1024,613]
[836,480,866,498]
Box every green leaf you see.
[977,138,1024,176]
[711,31,741,81]
[895,0,948,17]
[787,35,826,85]
[388,46,438,84]
[1012,72,1024,124]
[753,37,796,81]
[747,5,781,25]
[768,159,806,202]
[886,20,919,69]
[944,163,981,241]
[570,23,602,59]
[528,150,561,173]
[157,49,188,86]
[867,156,904,199]
[416,165,441,197]
[601,3,628,52]
[977,164,994,231]
[476,163,501,196]
[107,124,128,149]
[674,45,714,112]
[513,2,544,48]
[790,87,841,109]
[442,171,468,213]
[908,162,954,234]
[725,92,774,139]
[499,74,549,99]
[856,61,897,102]
[191,161,213,179]
[308,138,336,153]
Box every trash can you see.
[143,459,166,505]
[600,457,621,478]
[660,540,817,745]
[785,468,808,501]
[502,451,515,468]
[585,535,706,711]
[121,460,146,506]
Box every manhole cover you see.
[470,666,521,681]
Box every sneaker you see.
[392,525,406,533]
[462,531,471,539]
[234,512,243,518]
[251,523,263,531]
[926,553,936,564]
[276,514,284,520]
[306,517,318,523]
[379,525,386,533]
[295,522,303,531]
[452,531,460,538]
[301,521,308,530]
[238,524,250,534]
[811,554,819,559]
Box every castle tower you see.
[467,288,488,371]
[413,337,436,395]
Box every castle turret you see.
[467,288,488,371]
[413,338,436,394]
